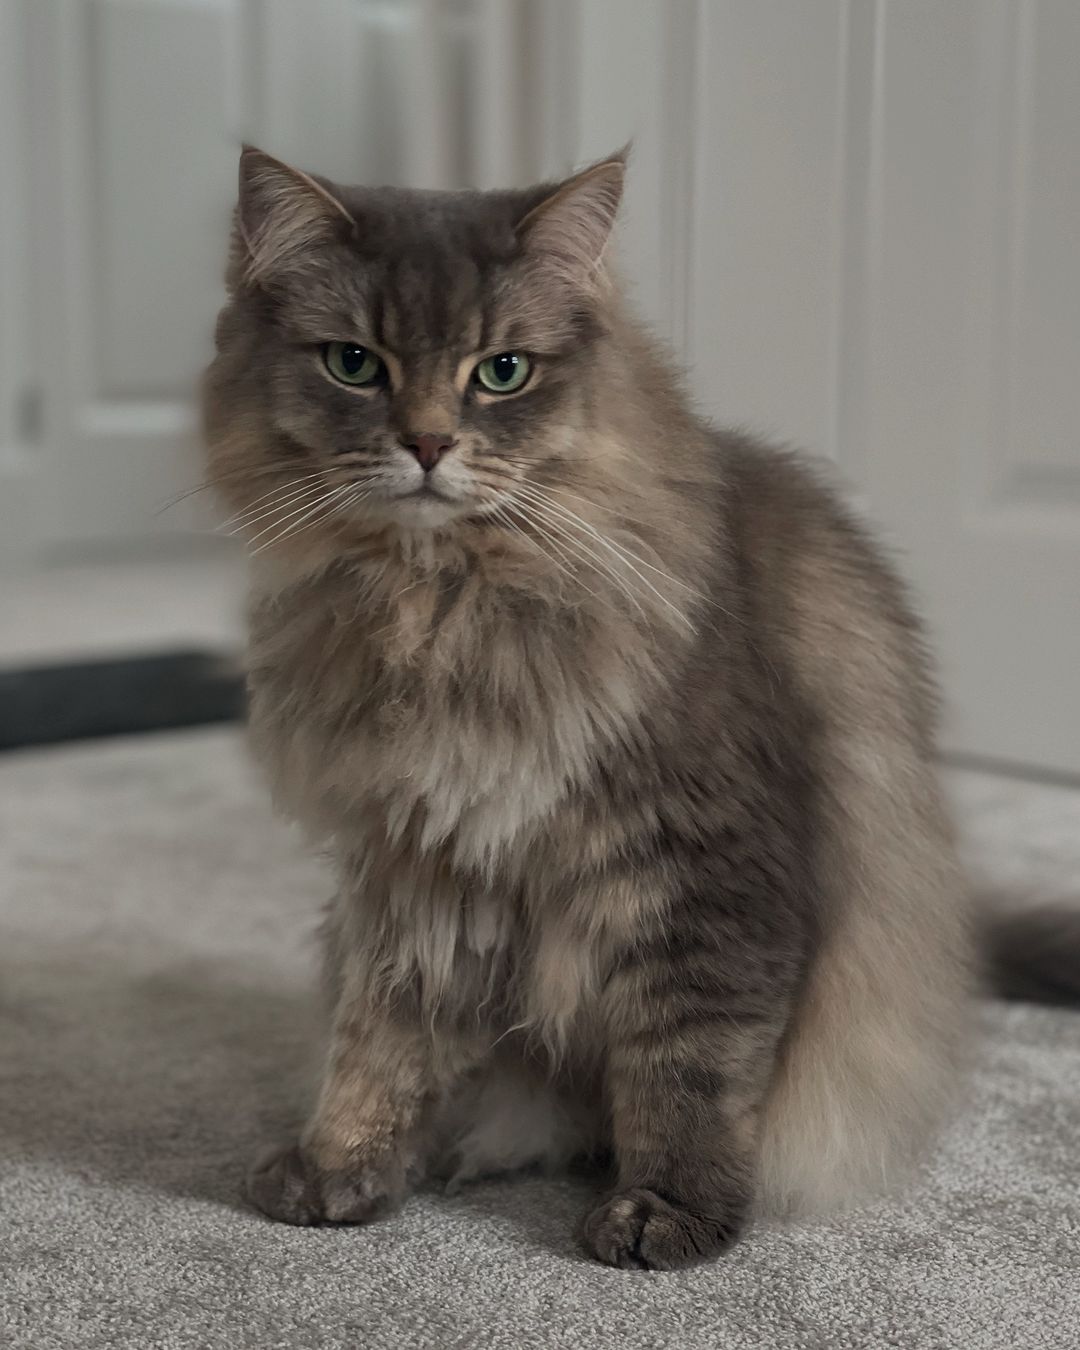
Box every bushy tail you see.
[982,901,1080,1007]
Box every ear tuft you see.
[517,153,627,291]
[234,146,354,286]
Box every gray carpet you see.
[1,728,1078,1349]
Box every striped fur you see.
[206,149,971,1269]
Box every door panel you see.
[9,0,1077,771]
[857,0,1080,773]
[15,0,536,561]
[25,0,245,554]
[576,0,1080,775]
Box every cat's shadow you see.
[2,954,320,1211]
[2,952,599,1257]
[433,1165,604,1265]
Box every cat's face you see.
[204,149,625,547]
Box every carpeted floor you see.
[1,728,1078,1349]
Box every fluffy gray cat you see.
[202,147,1078,1269]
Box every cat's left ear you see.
[516,149,627,290]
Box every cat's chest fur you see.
[246,558,649,874]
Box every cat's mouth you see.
[377,478,476,528]
[385,476,472,510]
[399,481,453,501]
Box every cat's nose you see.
[399,431,456,472]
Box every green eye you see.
[323,342,385,387]
[475,352,531,394]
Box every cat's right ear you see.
[229,145,355,289]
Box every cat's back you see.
[711,429,938,746]
[702,432,968,1217]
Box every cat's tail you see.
[982,899,1080,1007]
[756,875,1077,1220]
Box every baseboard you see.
[0,649,246,751]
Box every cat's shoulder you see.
[710,428,847,517]
[705,426,924,645]
[709,427,888,568]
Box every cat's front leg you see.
[583,917,796,1270]
[246,994,473,1226]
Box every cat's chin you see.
[378,492,474,531]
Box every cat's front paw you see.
[245,1140,406,1227]
[582,1187,744,1270]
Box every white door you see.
[18,0,247,559]
[847,0,1080,777]
[2,0,549,568]
[574,0,1080,777]
[6,1,1076,773]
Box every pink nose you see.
[400,432,456,472]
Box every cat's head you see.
[203,146,628,553]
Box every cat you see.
[202,145,1078,1270]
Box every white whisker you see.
[504,497,645,618]
[511,484,698,630]
[521,479,740,626]
[224,480,331,535]
[246,483,351,552]
[154,464,300,516]
[266,482,364,551]
[508,490,667,622]
[497,502,599,602]
[223,471,330,524]
[511,475,656,533]
[515,482,690,591]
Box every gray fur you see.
[201,147,1053,1270]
